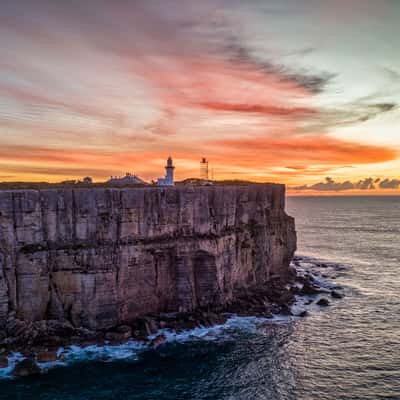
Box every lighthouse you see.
[164,156,175,185]
[157,156,175,186]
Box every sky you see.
[0,0,399,193]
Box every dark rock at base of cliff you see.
[279,304,293,316]
[5,320,102,351]
[316,298,330,307]
[12,358,41,377]
[36,350,59,363]
[105,326,132,343]
[228,288,274,317]
[130,318,158,340]
[296,274,314,284]
[287,265,298,282]
[297,310,308,318]
[276,290,296,306]
[45,320,75,337]
[116,325,132,337]
[144,319,160,336]
[5,318,28,339]
[149,334,167,349]
[0,355,8,368]
[75,327,99,340]
[300,281,327,295]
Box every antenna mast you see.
[200,158,209,180]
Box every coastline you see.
[0,255,344,378]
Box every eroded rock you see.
[105,325,132,342]
[0,355,8,368]
[317,298,330,307]
[298,310,308,318]
[12,358,41,377]
[149,334,167,349]
[36,350,58,363]
[300,281,323,295]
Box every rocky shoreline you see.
[0,256,344,377]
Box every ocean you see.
[1,196,399,400]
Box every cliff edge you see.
[0,184,296,338]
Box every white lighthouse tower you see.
[157,156,175,186]
[164,156,175,185]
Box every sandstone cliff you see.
[0,184,296,331]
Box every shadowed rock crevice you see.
[193,250,219,308]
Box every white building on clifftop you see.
[157,157,175,186]
[107,172,145,185]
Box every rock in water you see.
[298,310,308,318]
[36,350,58,363]
[300,281,322,295]
[331,290,344,299]
[150,334,167,349]
[12,358,41,377]
[280,304,293,316]
[317,298,330,307]
[105,325,132,343]
[0,355,8,368]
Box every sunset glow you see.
[1,0,399,193]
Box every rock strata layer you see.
[0,184,296,345]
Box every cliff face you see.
[0,185,296,330]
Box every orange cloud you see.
[0,145,165,181]
[195,101,315,117]
[211,135,397,167]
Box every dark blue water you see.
[1,196,400,400]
